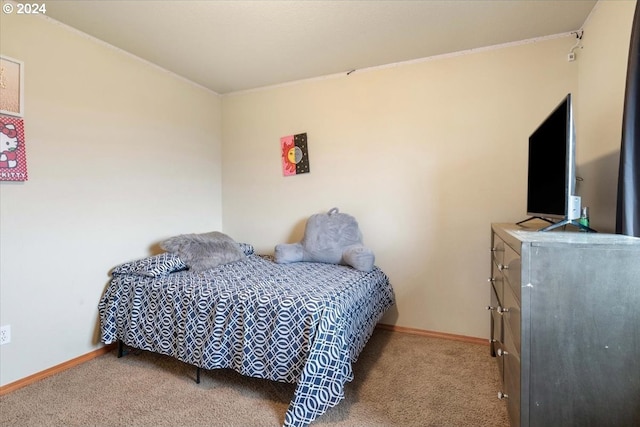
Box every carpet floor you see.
[0,329,509,426]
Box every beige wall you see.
[1,0,635,389]
[222,37,579,337]
[222,0,636,338]
[576,0,637,232]
[0,12,222,386]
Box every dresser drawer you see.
[491,260,504,304]
[490,284,503,359]
[493,335,505,379]
[503,244,521,304]
[503,326,521,427]
[502,279,521,352]
[491,233,506,267]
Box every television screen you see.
[526,94,574,220]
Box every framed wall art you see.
[0,55,25,117]
[281,132,310,176]
[0,116,28,181]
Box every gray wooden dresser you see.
[489,222,640,427]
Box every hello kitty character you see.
[0,121,20,169]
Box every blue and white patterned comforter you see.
[98,253,395,427]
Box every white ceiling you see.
[35,0,598,94]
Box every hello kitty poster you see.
[0,116,28,181]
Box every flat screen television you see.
[521,93,590,231]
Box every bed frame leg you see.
[118,339,201,384]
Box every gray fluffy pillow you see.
[160,231,245,272]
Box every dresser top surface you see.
[492,223,640,249]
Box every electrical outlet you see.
[0,325,11,345]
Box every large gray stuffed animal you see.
[274,208,375,272]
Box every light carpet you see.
[0,329,509,426]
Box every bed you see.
[98,245,395,427]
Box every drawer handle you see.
[496,348,509,357]
[487,277,496,283]
[497,391,509,400]
[490,247,497,252]
[497,306,509,314]
[498,263,509,271]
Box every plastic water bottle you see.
[578,207,590,231]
